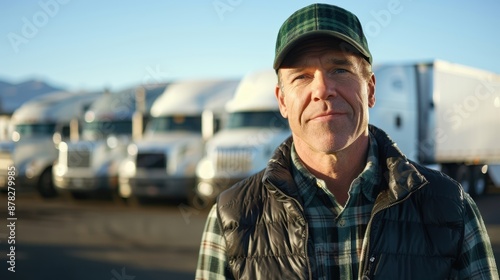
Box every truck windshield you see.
[82,120,133,140]
[147,116,202,133]
[226,111,288,130]
[15,123,56,137]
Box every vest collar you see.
[263,125,429,206]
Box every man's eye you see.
[333,69,347,74]
[292,74,307,82]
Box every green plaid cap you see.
[274,3,372,70]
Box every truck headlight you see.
[197,182,214,197]
[53,164,67,177]
[197,158,215,179]
[127,144,138,156]
[107,136,118,149]
[122,160,136,176]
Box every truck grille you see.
[67,150,91,168]
[215,147,253,173]
[136,153,166,169]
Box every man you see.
[196,3,498,279]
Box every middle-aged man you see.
[196,3,499,279]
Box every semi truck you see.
[117,78,239,203]
[0,90,100,197]
[52,84,167,199]
[193,69,290,208]
[0,80,63,140]
[369,59,500,197]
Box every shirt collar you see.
[291,132,381,206]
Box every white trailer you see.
[0,90,100,197]
[117,78,239,202]
[193,69,290,208]
[53,84,167,198]
[370,59,500,196]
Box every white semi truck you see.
[117,79,239,203]
[0,90,100,197]
[53,84,167,198]
[193,69,290,207]
[370,59,500,196]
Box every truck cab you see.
[53,84,166,198]
[194,69,290,208]
[118,79,239,203]
[0,90,100,197]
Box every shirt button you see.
[338,219,346,227]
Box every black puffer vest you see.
[217,125,464,279]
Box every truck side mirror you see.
[132,87,146,141]
[202,110,215,140]
[70,118,79,141]
[132,111,143,141]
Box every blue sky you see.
[2,0,500,91]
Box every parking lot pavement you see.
[0,191,499,279]
[0,192,210,280]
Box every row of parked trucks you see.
[1,61,500,206]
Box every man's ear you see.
[275,83,288,118]
[368,73,376,108]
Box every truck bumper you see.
[121,176,194,199]
[195,177,245,201]
[54,175,118,193]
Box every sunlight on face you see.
[276,38,375,155]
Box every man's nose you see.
[311,71,335,101]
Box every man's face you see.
[276,39,376,155]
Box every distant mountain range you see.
[0,79,65,114]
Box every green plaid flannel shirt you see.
[195,134,498,279]
[289,135,380,279]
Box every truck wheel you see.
[456,165,472,195]
[456,165,488,197]
[38,168,57,198]
[471,166,487,197]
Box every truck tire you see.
[38,168,57,198]
[455,165,472,195]
[455,165,487,198]
[471,166,487,197]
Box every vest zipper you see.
[361,256,376,280]
[360,180,428,278]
